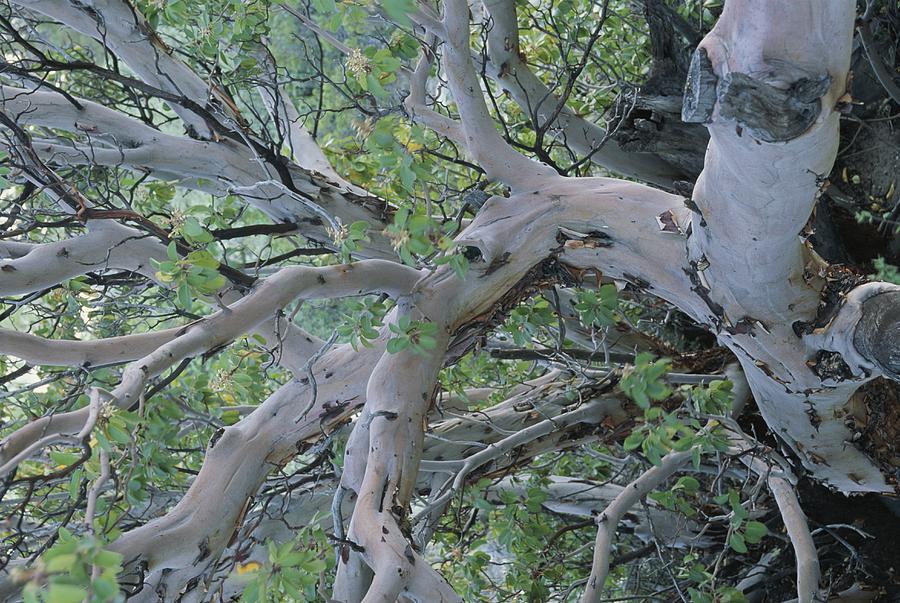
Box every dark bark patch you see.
[462,245,483,263]
[683,261,725,327]
[482,252,512,277]
[792,320,811,337]
[208,428,224,449]
[682,197,705,223]
[559,229,614,250]
[810,350,854,381]
[839,379,900,497]
[193,538,211,563]
[717,71,831,143]
[805,401,822,431]
[655,210,683,235]
[321,397,354,421]
[463,189,490,212]
[372,410,399,422]
[804,264,868,334]
[621,273,651,291]
[447,257,561,363]
[725,316,756,336]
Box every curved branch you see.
[581,450,693,603]
[415,397,621,523]
[404,37,467,147]
[852,288,900,379]
[336,332,459,602]
[0,260,422,475]
[806,281,900,381]
[0,221,164,296]
[481,0,685,187]
[732,432,823,603]
[439,0,558,188]
[15,0,223,138]
[768,476,821,603]
[1,85,396,257]
[0,327,181,368]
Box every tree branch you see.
[581,450,693,603]
[480,0,686,187]
[438,0,558,188]
[0,260,422,475]
[15,0,226,138]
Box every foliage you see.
[387,316,439,356]
[714,488,768,554]
[20,529,123,603]
[336,297,388,350]
[237,521,334,603]
[152,242,226,309]
[573,284,619,328]
[620,352,672,410]
[871,257,900,285]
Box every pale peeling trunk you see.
[680,0,900,492]
[3,0,900,601]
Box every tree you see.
[0,0,898,601]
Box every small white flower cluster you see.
[209,369,232,392]
[346,48,370,78]
[99,400,117,420]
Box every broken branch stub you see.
[853,289,900,380]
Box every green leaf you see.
[188,250,219,269]
[181,217,206,239]
[23,584,39,603]
[645,406,662,420]
[313,0,337,14]
[729,532,748,554]
[178,282,193,309]
[44,553,77,573]
[382,0,414,25]
[718,587,749,603]
[106,424,131,445]
[48,451,81,467]
[743,521,768,543]
[45,583,87,603]
[68,469,82,499]
[623,431,643,451]
[675,476,700,495]
[94,549,123,569]
[386,337,409,353]
[91,577,117,600]
[366,73,387,97]
[399,163,416,191]
[155,260,177,273]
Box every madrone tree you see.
[0,0,899,601]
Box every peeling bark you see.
[2,0,900,601]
